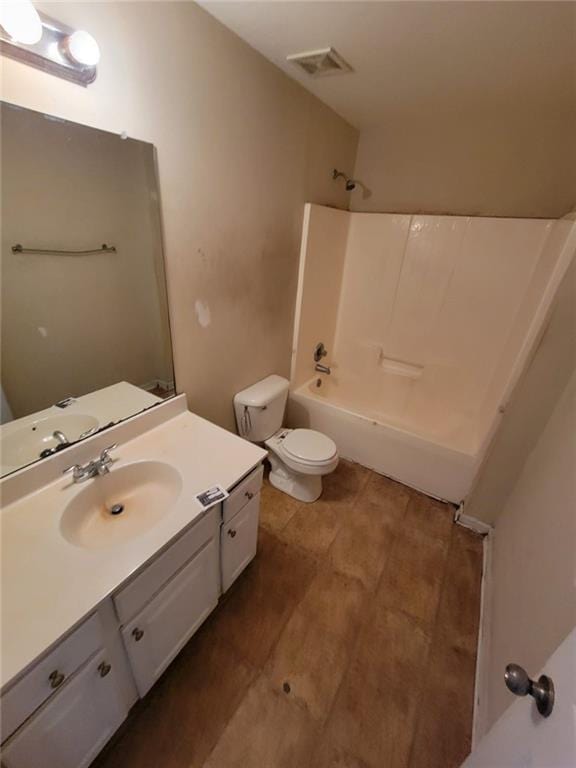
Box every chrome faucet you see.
[39,430,71,459]
[314,342,330,374]
[53,430,70,446]
[64,444,117,483]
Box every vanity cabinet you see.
[220,464,263,592]
[2,649,127,768]
[1,461,264,768]
[113,507,219,625]
[121,538,219,696]
[1,613,103,739]
[221,494,260,592]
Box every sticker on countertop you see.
[195,485,229,510]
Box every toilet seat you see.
[265,427,339,501]
[282,429,337,465]
[266,428,339,478]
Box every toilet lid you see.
[282,429,337,464]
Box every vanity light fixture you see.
[0,4,100,86]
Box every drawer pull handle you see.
[132,627,144,642]
[48,670,65,689]
[228,529,237,538]
[245,491,254,500]
[98,661,112,678]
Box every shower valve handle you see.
[314,342,327,362]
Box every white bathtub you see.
[287,375,480,503]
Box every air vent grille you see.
[287,47,352,78]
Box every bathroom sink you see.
[60,461,183,550]
[2,415,99,466]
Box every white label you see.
[195,485,229,510]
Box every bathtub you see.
[288,205,576,503]
[286,375,481,503]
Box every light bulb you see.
[63,29,100,67]
[0,0,42,45]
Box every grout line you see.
[199,659,260,767]
[201,535,323,763]
[315,481,441,765]
[303,477,385,752]
[259,466,390,745]
[404,518,456,768]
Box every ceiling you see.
[199,1,576,129]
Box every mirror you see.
[0,102,175,478]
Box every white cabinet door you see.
[2,650,127,768]
[122,538,219,696]
[461,628,576,768]
[221,493,259,592]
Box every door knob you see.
[228,529,237,538]
[504,663,555,717]
[132,627,144,642]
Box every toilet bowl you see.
[265,428,338,503]
[233,375,339,503]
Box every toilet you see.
[234,375,338,502]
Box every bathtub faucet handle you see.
[315,363,331,375]
[314,342,327,362]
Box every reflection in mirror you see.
[0,102,175,477]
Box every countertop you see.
[0,410,266,690]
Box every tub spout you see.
[315,363,331,375]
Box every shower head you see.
[333,168,357,192]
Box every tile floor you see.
[94,460,483,768]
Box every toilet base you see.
[268,454,323,503]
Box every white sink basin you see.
[60,461,183,550]
[1,415,99,466]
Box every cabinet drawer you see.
[2,649,127,768]
[221,493,260,592]
[223,464,263,524]
[121,538,219,697]
[114,507,219,624]
[1,613,103,741]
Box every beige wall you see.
[476,218,575,442]
[465,246,576,734]
[351,112,576,218]
[484,367,576,730]
[0,1,358,430]
[467,250,576,524]
[1,104,173,418]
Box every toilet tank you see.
[234,375,289,442]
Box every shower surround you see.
[288,204,574,501]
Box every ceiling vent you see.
[287,47,352,78]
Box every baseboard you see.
[140,378,175,393]
[156,378,175,392]
[454,506,493,537]
[471,525,494,747]
[457,513,493,536]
